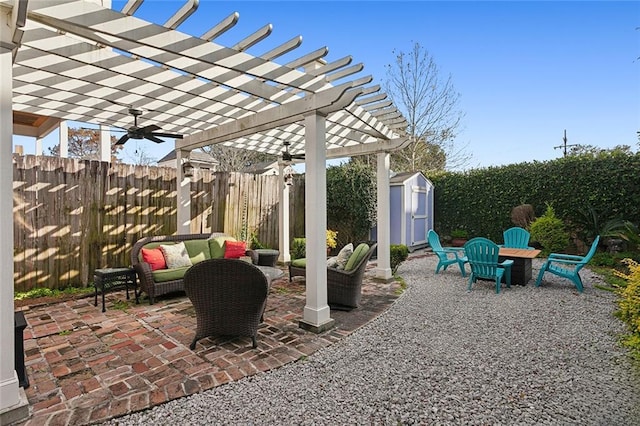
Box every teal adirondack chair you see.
[464,237,513,294]
[427,230,468,277]
[535,236,600,292]
[501,227,534,249]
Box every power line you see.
[553,129,579,157]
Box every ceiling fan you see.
[282,140,305,162]
[114,108,183,145]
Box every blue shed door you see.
[411,185,428,247]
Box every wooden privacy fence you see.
[13,155,304,292]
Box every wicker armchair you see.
[184,259,269,349]
[289,243,377,310]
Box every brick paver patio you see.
[16,261,405,425]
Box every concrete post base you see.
[0,387,30,425]
[298,317,335,334]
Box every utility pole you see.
[553,129,579,157]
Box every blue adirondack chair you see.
[427,230,468,277]
[464,237,513,294]
[535,236,600,292]
[501,227,534,249]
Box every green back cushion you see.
[183,239,211,264]
[291,258,307,268]
[208,236,237,259]
[345,243,370,271]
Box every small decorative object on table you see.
[94,267,138,312]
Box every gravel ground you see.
[103,254,640,425]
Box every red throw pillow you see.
[224,240,247,259]
[141,247,167,271]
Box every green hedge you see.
[427,153,640,243]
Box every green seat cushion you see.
[291,258,306,268]
[183,239,211,264]
[151,266,190,282]
[209,236,236,259]
[345,243,370,271]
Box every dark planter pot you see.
[451,238,468,247]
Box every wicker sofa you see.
[288,243,377,310]
[131,232,257,304]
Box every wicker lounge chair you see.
[289,243,377,310]
[184,259,269,350]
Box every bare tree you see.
[48,127,123,160]
[201,144,277,172]
[125,142,157,166]
[384,42,470,171]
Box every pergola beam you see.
[179,82,364,150]
[326,137,410,159]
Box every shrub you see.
[249,232,267,249]
[529,204,569,255]
[451,229,469,239]
[390,244,409,274]
[613,259,640,360]
[326,162,377,247]
[291,238,306,260]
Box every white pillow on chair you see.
[334,243,353,270]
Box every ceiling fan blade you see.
[115,134,130,145]
[292,154,305,159]
[140,124,161,132]
[79,126,127,133]
[145,134,165,144]
[151,132,184,139]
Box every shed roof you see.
[157,150,218,166]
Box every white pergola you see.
[0,0,408,419]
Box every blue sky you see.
[14,1,640,170]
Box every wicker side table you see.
[254,249,280,267]
[94,267,138,312]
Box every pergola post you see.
[35,136,43,156]
[299,112,334,332]
[0,43,28,422]
[176,149,191,234]
[375,152,393,280]
[278,162,291,264]
[99,125,110,162]
[59,121,68,158]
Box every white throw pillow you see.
[160,242,192,269]
[327,256,339,268]
[334,243,353,270]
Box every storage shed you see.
[371,172,434,252]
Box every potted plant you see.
[450,229,469,247]
[326,230,338,255]
[291,231,339,258]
